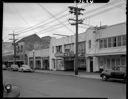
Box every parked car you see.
[19,65,34,72]
[11,64,19,71]
[2,64,7,70]
[3,81,20,97]
[100,69,126,82]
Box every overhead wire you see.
[4,1,125,41]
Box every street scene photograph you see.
[2,0,126,98]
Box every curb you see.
[35,70,101,80]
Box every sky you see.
[3,0,126,42]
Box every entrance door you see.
[90,58,93,72]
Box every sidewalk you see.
[35,70,101,80]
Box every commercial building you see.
[2,42,14,67]
[27,36,51,70]
[49,33,86,71]
[49,22,126,72]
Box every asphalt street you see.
[2,70,126,98]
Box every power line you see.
[38,3,75,34]
[15,3,92,35]
[17,2,125,39]
[15,7,69,34]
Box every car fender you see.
[3,86,20,97]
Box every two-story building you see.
[16,34,43,67]
[49,22,126,72]
[49,33,86,71]
[27,36,51,70]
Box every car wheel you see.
[102,75,108,81]
[21,69,23,72]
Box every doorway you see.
[90,58,93,72]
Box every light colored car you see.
[3,81,20,97]
[19,65,34,72]
[11,64,19,71]
[2,64,7,70]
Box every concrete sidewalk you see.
[35,70,101,80]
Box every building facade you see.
[49,22,126,72]
[49,32,87,71]
[27,36,51,70]
[28,48,49,70]
[2,42,14,67]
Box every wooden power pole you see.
[68,6,85,75]
[9,31,18,64]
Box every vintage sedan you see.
[11,64,19,71]
[3,81,20,97]
[2,64,7,70]
[19,65,34,72]
[100,69,126,82]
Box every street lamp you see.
[32,49,35,70]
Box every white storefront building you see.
[28,48,50,70]
[49,22,126,72]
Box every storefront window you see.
[112,58,115,69]
[121,56,126,66]
[107,59,110,69]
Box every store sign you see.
[55,52,64,57]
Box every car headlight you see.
[5,84,12,93]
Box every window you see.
[21,45,23,52]
[116,58,120,67]
[64,43,74,53]
[117,36,121,46]
[113,37,117,47]
[108,38,111,47]
[104,39,107,48]
[107,59,110,69]
[52,46,54,53]
[122,35,126,46]
[89,40,91,48]
[121,56,126,66]
[56,45,62,53]
[99,39,103,48]
[78,41,85,56]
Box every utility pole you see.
[9,31,18,65]
[68,6,85,75]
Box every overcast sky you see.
[3,0,126,42]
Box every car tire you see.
[102,75,108,81]
[21,69,23,72]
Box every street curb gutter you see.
[35,70,101,80]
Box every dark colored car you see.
[3,81,20,97]
[100,69,126,82]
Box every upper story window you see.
[104,39,107,48]
[21,45,23,52]
[122,35,126,46]
[56,45,62,53]
[64,43,74,53]
[52,46,54,53]
[89,40,91,48]
[99,35,126,49]
[78,41,85,55]
[99,39,103,48]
